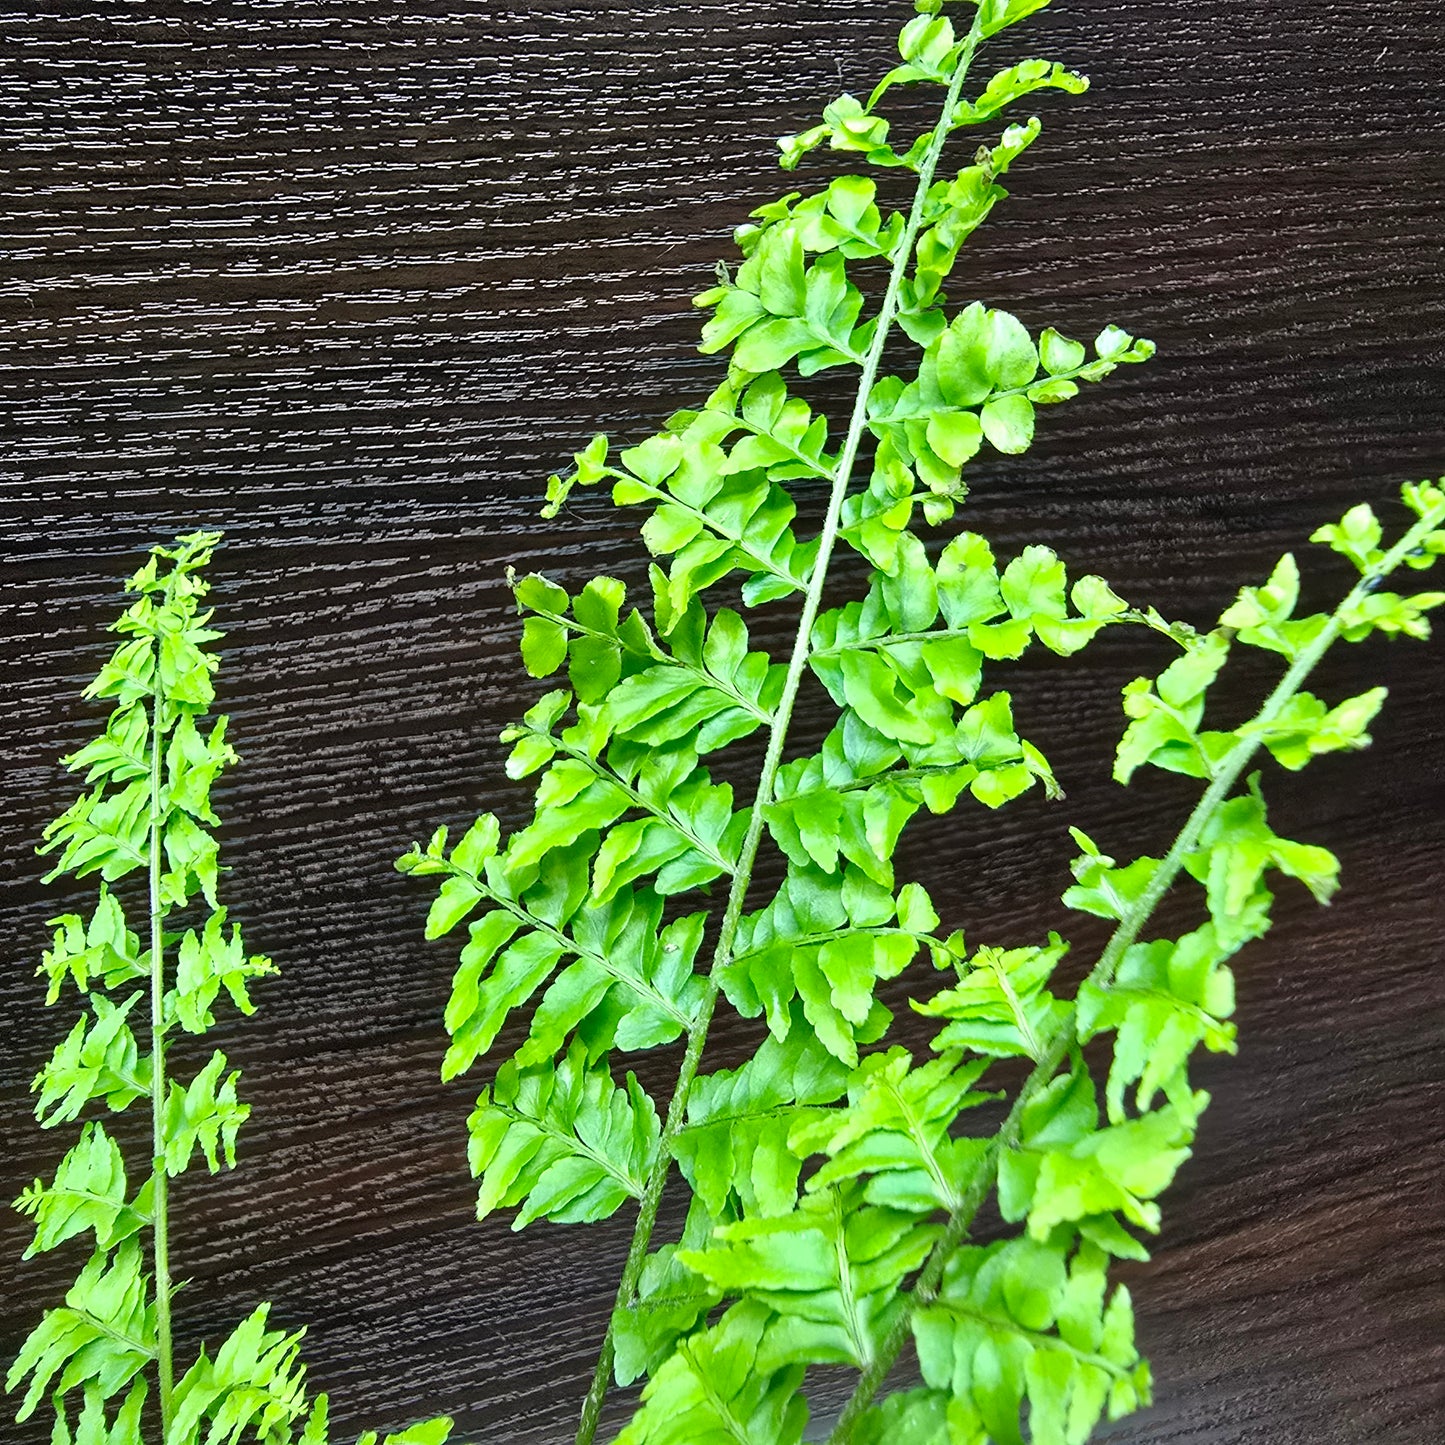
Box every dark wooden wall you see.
[3,1,1442,1441]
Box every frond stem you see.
[79,1308,159,1364]
[147,671,175,1433]
[727,922,957,969]
[924,1299,1132,1378]
[574,11,990,1439]
[489,1103,649,1200]
[809,610,1191,663]
[720,408,834,481]
[596,466,813,592]
[524,601,776,724]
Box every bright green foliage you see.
[673,1014,858,1218]
[857,311,1151,541]
[994,1066,1202,1240]
[468,1043,661,1227]
[33,994,149,1127]
[850,1388,952,1445]
[612,1302,808,1445]
[911,1237,1149,1444]
[45,1382,151,1445]
[10,536,453,1445]
[399,0,1445,1440]
[610,1196,732,1388]
[168,1309,313,1445]
[16,1122,151,1257]
[791,486,1443,1445]
[679,1187,938,1367]
[406,821,711,1087]
[788,1050,994,1212]
[8,1242,155,1424]
[913,937,1070,1062]
[157,1050,249,1176]
[1075,925,1236,1124]
[40,891,146,1003]
[719,867,939,1064]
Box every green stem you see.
[572,15,990,1443]
[594,467,814,592]
[809,608,1189,662]
[148,680,175,1437]
[729,923,959,970]
[825,499,1445,1441]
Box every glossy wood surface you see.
[2,1,1442,1440]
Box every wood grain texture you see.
[2,0,1442,1440]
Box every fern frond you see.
[468,1043,661,1228]
[673,1016,855,1219]
[15,1122,152,1258]
[789,1049,995,1213]
[911,1236,1150,1443]
[7,1241,155,1423]
[913,936,1071,1062]
[680,1186,938,1372]
[38,889,144,1004]
[13,535,455,1445]
[818,484,1445,1441]
[168,1306,310,1445]
[408,826,709,1080]
[33,993,150,1127]
[611,1302,807,1445]
[612,1196,730,1389]
[395,0,1445,1436]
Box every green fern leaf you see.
[168,1305,309,1445]
[673,1014,856,1218]
[912,1236,1149,1445]
[612,1302,807,1445]
[612,1196,729,1388]
[38,889,145,1004]
[7,1240,155,1422]
[790,1048,994,1213]
[679,1186,937,1370]
[159,1051,248,1176]
[33,993,150,1127]
[912,936,1071,1062]
[16,1123,151,1258]
[468,1043,661,1228]
[45,1380,148,1445]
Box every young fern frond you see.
[402,0,1443,1439]
[404,0,1152,1436]
[10,535,453,1445]
[812,482,1445,1442]
[614,487,1445,1445]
